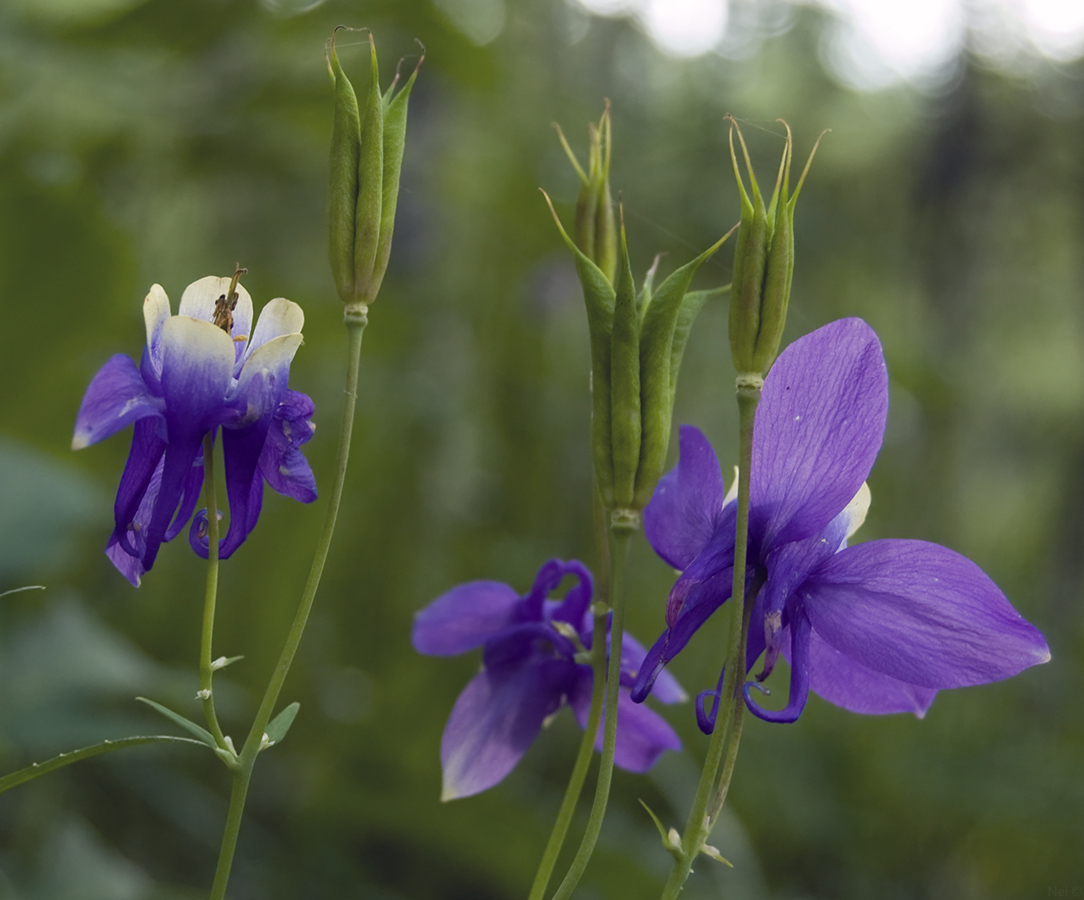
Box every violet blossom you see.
[413,559,685,800]
[73,276,316,586]
[631,318,1049,727]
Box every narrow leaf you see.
[0,736,207,795]
[136,697,217,749]
[264,701,301,747]
[0,585,45,600]
[638,799,683,859]
[701,843,734,867]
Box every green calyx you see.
[327,29,423,308]
[544,108,736,510]
[727,117,823,376]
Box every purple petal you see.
[105,533,146,587]
[664,508,736,626]
[644,425,728,570]
[621,632,685,703]
[548,560,594,627]
[694,665,727,734]
[413,581,520,656]
[744,602,812,723]
[805,539,1051,689]
[164,448,205,542]
[141,438,204,571]
[111,419,166,558]
[483,622,577,675]
[72,355,163,450]
[259,390,317,502]
[751,318,888,548]
[804,626,938,717]
[210,336,302,558]
[569,678,681,772]
[440,661,567,800]
[520,559,570,621]
[629,564,732,703]
[160,316,237,435]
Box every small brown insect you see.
[213,265,248,334]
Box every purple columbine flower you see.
[413,559,685,800]
[631,318,1050,727]
[73,276,317,587]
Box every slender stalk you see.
[526,479,612,900]
[199,433,228,749]
[549,518,635,900]
[527,608,607,900]
[208,307,368,900]
[659,377,760,900]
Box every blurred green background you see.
[0,0,1081,897]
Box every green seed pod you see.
[373,53,422,302]
[327,33,362,305]
[555,105,617,284]
[542,190,617,507]
[352,35,385,305]
[727,118,823,376]
[633,229,734,509]
[326,30,422,308]
[609,216,640,509]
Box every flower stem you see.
[549,514,636,900]
[658,376,760,900]
[199,433,228,750]
[527,602,607,900]
[207,307,368,900]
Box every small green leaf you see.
[0,585,45,600]
[700,844,734,867]
[638,799,683,860]
[210,654,244,671]
[136,697,216,749]
[263,702,301,747]
[0,736,207,796]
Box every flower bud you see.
[727,118,822,376]
[327,30,422,310]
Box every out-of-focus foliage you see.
[0,0,1081,898]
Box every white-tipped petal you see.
[247,298,305,355]
[160,316,236,422]
[842,481,871,541]
[723,465,740,508]
[178,275,253,341]
[143,284,171,355]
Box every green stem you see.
[659,377,760,900]
[199,433,228,750]
[527,607,607,900]
[526,481,612,900]
[208,307,368,900]
[549,515,635,900]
